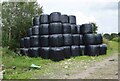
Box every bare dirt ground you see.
[36,53,118,79]
[69,53,118,79]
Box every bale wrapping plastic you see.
[80,45,85,55]
[40,14,49,24]
[80,24,93,34]
[79,35,83,45]
[49,34,63,47]
[63,46,71,58]
[71,46,80,57]
[95,34,103,44]
[50,47,64,61]
[50,12,61,23]
[61,15,69,23]
[32,26,40,35]
[77,25,81,34]
[26,28,32,36]
[20,38,24,48]
[68,15,76,24]
[24,37,30,48]
[99,44,107,55]
[72,34,80,45]
[62,23,71,34]
[63,34,72,46]
[30,35,40,47]
[40,35,49,47]
[83,34,97,45]
[28,47,40,57]
[40,47,50,59]
[49,23,62,34]
[85,45,99,56]
[71,25,77,34]
[33,16,40,26]
[39,24,49,35]
[20,48,28,56]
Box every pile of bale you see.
[20,12,107,61]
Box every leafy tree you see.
[118,32,120,37]
[110,33,118,40]
[103,33,111,40]
[2,1,43,50]
[112,37,120,42]
[90,22,98,33]
[0,3,2,46]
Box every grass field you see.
[2,41,119,79]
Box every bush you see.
[112,37,120,42]
[2,2,43,51]
[103,37,109,45]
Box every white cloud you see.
[72,11,96,25]
[37,0,118,33]
[37,0,118,14]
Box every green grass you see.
[2,48,53,79]
[2,41,118,79]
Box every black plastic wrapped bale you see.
[20,38,24,48]
[77,25,81,34]
[32,26,40,35]
[71,25,77,34]
[79,35,83,45]
[72,34,80,45]
[63,34,72,46]
[83,34,96,45]
[85,45,100,56]
[61,15,69,23]
[62,23,71,34]
[95,34,103,44]
[80,24,93,34]
[99,44,107,55]
[33,16,40,26]
[49,23,62,34]
[39,24,49,35]
[24,37,30,48]
[49,34,63,47]
[50,12,61,23]
[68,15,76,24]
[63,46,71,58]
[40,14,49,24]
[40,35,49,47]
[30,35,40,47]
[28,47,40,57]
[20,48,28,56]
[80,45,85,55]
[50,47,64,61]
[71,46,80,57]
[40,47,50,59]
[26,28,32,36]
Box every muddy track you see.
[36,53,118,79]
[68,53,118,79]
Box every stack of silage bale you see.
[20,12,107,61]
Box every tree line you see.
[2,1,43,51]
[103,32,120,42]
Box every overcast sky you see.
[37,0,119,34]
